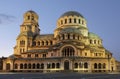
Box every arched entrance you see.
[64,60,69,70]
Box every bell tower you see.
[21,10,40,35]
[14,10,40,55]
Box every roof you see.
[60,11,84,18]
[25,49,49,53]
[59,27,82,34]
[35,34,54,40]
[88,32,101,39]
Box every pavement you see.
[0,72,120,79]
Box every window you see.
[33,41,36,46]
[33,63,36,69]
[74,63,78,68]
[103,63,106,69]
[50,41,53,45]
[65,19,67,24]
[68,34,70,39]
[84,62,88,68]
[90,40,92,44]
[62,46,75,57]
[31,16,34,20]
[14,64,18,69]
[85,53,87,56]
[74,18,76,23]
[35,54,38,58]
[56,63,60,68]
[79,19,81,23]
[47,63,51,69]
[94,63,97,69]
[20,64,23,69]
[38,41,40,46]
[61,20,63,24]
[28,63,31,69]
[82,20,84,24]
[46,41,48,45]
[98,63,102,69]
[51,53,53,56]
[24,63,27,69]
[28,16,30,20]
[28,54,31,58]
[69,18,72,23]
[52,63,55,68]
[42,54,46,58]
[20,40,25,46]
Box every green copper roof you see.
[88,32,101,39]
[59,27,81,34]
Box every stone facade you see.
[2,10,117,73]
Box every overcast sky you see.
[0,0,120,61]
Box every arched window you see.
[31,16,34,20]
[33,41,36,46]
[65,19,67,24]
[90,40,92,44]
[37,63,40,69]
[61,20,63,24]
[46,41,48,45]
[50,41,53,45]
[56,63,60,68]
[14,64,18,69]
[38,41,40,46]
[84,62,88,68]
[24,63,27,69]
[98,63,102,69]
[79,62,83,68]
[28,16,30,20]
[20,64,23,69]
[20,40,25,46]
[62,34,65,40]
[42,41,44,46]
[52,63,55,68]
[103,63,106,69]
[41,63,44,69]
[69,18,72,23]
[68,34,70,39]
[73,34,75,39]
[47,63,51,69]
[74,18,76,23]
[33,63,36,69]
[28,63,31,69]
[82,20,84,24]
[62,46,75,57]
[79,19,81,24]
[74,63,78,68]
[94,63,97,69]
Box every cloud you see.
[0,13,16,24]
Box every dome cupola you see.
[57,11,87,28]
[54,11,88,38]
[23,10,39,23]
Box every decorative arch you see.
[62,46,75,57]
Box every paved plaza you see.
[0,72,120,79]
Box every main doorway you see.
[64,60,69,70]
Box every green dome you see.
[88,32,101,39]
[60,11,84,18]
[59,27,81,34]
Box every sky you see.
[0,0,120,61]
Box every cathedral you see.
[2,10,117,73]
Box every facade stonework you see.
[2,10,117,72]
